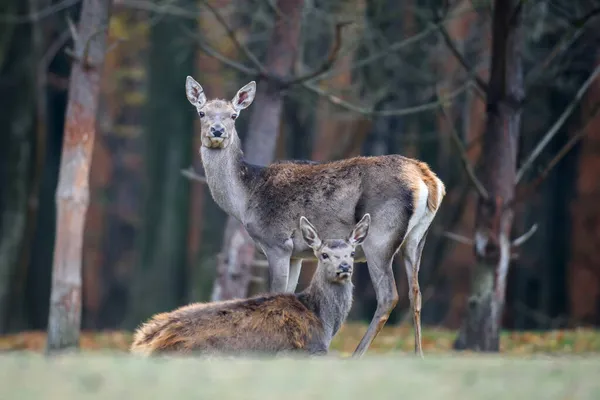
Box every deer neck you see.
[199,135,255,220]
[300,269,354,344]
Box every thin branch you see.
[65,15,79,44]
[439,100,490,200]
[285,21,351,86]
[184,4,472,119]
[511,224,538,247]
[568,6,600,27]
[525,26,585,86]
[437,24,488,93]
[39,28,71,77]
[196,0,268,76]
[303,79,472,117]
[510,103,600,208]
[118,0,199,19]
[525,4,600,87]
[191,26,474,120]
[181,167,207,184]
[440,231,473,246]
[0,0,80,23]
[181,26,257,75]
[64,15,108,70]
[314,6,482,83]
[516,63,600,183]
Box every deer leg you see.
[286,259,303,293]
[264,240,293,293]
[353,243,398,358]
[402,229,429,358]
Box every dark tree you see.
[454,0,524,351]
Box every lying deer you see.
[130,215,369,356]
[185,76,445,357]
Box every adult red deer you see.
[184,77,445,357]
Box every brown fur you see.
[415,161,445,212]
[130,294,323,356]
[247,155,443,221]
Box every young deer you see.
[130,215,369,357]
[185,76,445,358]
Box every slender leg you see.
[403,230,429,358]
[264,240,293,293]
[352,242,398,358]
[286,259,303,293]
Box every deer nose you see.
[339,263,351,273]
[210,124,225,137]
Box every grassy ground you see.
[1,352,599,399]
[1,323,599,399]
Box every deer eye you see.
[199,111,205,118]
[351,252,355,257]
[321,253,329,260]
[231,113,237,120]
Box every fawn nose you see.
[339,263,351,273]
[210,124,225,137]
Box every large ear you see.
[348,214,370,246]
[300,216,322,249]
[186,76,207,108]
[231,81,256,111]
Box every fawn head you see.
[299,214,371,284]
[185,76,256,149]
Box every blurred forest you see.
[1,0,600,346]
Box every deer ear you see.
[300,216,322,249]
[348,214,370,246]
[232,81,256,111]
[186,76,207,108]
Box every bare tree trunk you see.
[454,0,524,351]
[46,0,113,352]
[211,0,305,301]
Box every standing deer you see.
[130,215,369,356]
[185,76,445,357]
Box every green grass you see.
[1,352,599,399]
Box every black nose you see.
[339,263,351,273]
[210,125,225,137]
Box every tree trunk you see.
[0,0,36,333]
[454,0,524,351]
[46,0,113,352]
[123,0,196,327]
[211,0,305,301]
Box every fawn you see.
[130,214,370,357]
[185,76,445,357]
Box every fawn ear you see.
[186,76,207,108]
[232,81,256,111]
[300,216,322,249]
[348,214,370,246]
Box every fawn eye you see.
[199,111,205,118]
[351,252,355,257]
[321,253,329,260]
[231,114,237,120]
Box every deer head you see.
[185,76,256,149]
[299,214,371,284]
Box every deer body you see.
[130,216,368,357]
[186,77,446,357]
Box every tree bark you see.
[211,0,305,301]
[46,0,113,352]
[454,0,524,351]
